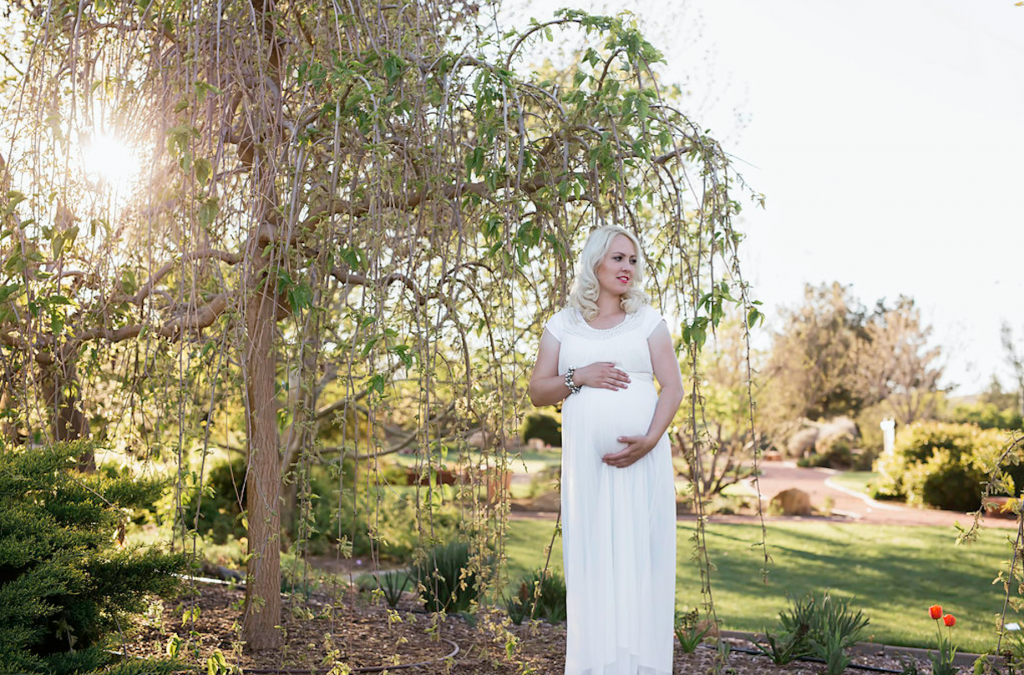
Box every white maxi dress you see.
[545,305,677,675]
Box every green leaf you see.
[198,197,219,228]
[288,282,312,311]
[121,269,137,296]
[383,54,405,85]
[52,232,65,258]
[195,158,211,185]
[0,283,20,303]
[3,190,25,216]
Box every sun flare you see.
[81,131,139,191]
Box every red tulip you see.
[943,614,956,627]
[929,605,943,620]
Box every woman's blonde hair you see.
[568,225,648,321]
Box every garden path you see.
[740,461,1016,528]
[509,462,1018,529]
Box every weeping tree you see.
[0,0,764,651]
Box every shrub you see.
[816,436,855,469]
[525,465,561,499]
[874,422,1024,510]
[0,441,187,675]
[779,590,868,655]
[674,607,712,653]
[414,540,491,614]
[706,493,753,515]
[185,457,461,563]
[522,412,561,447]
[183,456,247,545]
[503,568,567,625]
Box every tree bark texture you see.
[242,249,282,650]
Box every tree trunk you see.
[41,356,93,470]
[242,250,282,650]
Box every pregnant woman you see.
[529,225,684,675]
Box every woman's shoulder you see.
[547,306,576,326]
[544,307,575,340]
[638,303,661,319]
[638,304,667,336]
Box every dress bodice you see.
[544,304,666,377]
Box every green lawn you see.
[829,471,879,495]
[502,519,1013,653]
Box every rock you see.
[817,416,859,447]
[787,428,819,457]
[770,488,812,516]
[526,437,547,451]
[200,560,244,582]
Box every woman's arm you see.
[528,330,632,407]
[602,321,684,468]
[528,330,570,407]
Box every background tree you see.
[765,282,872,421]
[674,314,777,499]
[766,283,944,428]
[858,295,945,425]
[1001,322,1024,420]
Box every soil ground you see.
[124,583,956,674]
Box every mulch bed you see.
[121,582,954,674]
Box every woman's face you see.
[595,234,637,299]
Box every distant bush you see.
[947,401,1022,431]
[797,438,855,470]
[0,441,186,675]
[874,422,1024,511]
[522,412,561,447]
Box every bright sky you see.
[504,0,1024,396]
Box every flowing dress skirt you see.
[560,371,677,675]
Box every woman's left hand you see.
[602,434,656,468]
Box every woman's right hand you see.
[573,362,630,391]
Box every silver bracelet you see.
[564,367,582,395]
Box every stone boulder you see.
[770,488,812,516]
[787,427,819,457]
[526,437,547,451]
[817,416,859,448]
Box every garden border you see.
[720,630,999,668]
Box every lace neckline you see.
[564,307,644,339]
[578,308,629,331]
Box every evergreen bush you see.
[0,441,187,674]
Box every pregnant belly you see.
[563,377,658,457]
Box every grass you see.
[829,471,879,495]
[502,519,1013,654]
